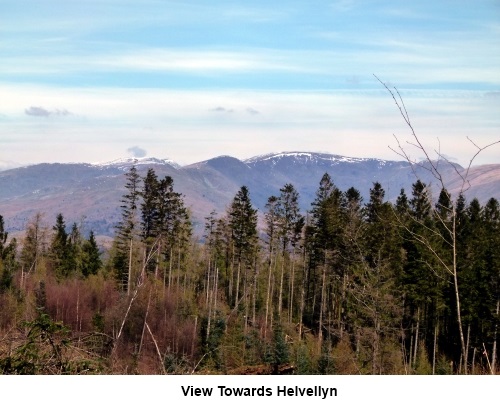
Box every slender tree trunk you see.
[206,261,213,342]
[206,257,211,308]
[452,209,467,374]
[298,251,307,340]
[289,248,296,324]
[465,323,471,374]
[127,238,133,295]
[176,244,182,294]
[155,239,161,279]
[138,289,152,357]
[472,347,476,375]
[432,319,438,375]
[168,247,173,290]
[492,299,499,374]
[264,251,273,338]
[234,259,241,311]
[252,256,258,327]
[413,307,420,369]
[340,272,347,338]
[244,265,249,335]
[228,244,235,304]
[318,261,327,353]
[409,329,414,371]
[214,266,219,316]
[278,252,285,317]
[373,318,380,375]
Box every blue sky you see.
[1,0,499,168]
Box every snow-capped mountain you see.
[1,152,499,238]
[93,157,181,170]
[244,151,376,165]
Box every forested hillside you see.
[2,153,500,239]
[0,165,499,375]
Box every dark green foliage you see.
[81,231,102,277]
[264,321,289,374]
[113,165,141,289]
[0,215,17,292]
[2,165,500,375]
[50,213,73,278]
[229,186,258,263]
[200,312,226,370]
[317,343,335,374]
[0,311,70,374]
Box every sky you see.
[1,0,499,168]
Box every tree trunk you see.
[452,209,467,374]
[168,247,173,290]
[252,256,258,327]
[234,259,241,311]
[318,262,327,353]
[127,238,133,295]
[432,319,438,375]
[264,252,273,338]
[278,253,285,317]
[298,251,307,340]
[492,299,499,374]
[413,307,420,369]
[289,248,296,324]
[465,323,471,374]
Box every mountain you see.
[1,152,499,238]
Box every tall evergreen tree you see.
[483,198,500,371]
[140,168,160,273]
[0,215,17,292]
[276,183,304,318]
[114,165,141,293]
[228,186,258,312]
[50,213,72,278]
[81,230,102,277]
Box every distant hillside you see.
[1,152,499,238]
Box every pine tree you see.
[114,165,141,293]
[306,173,345,350]
[264,196,280,334]
[228,186,258,313]
[140,168,160,273]
[276,183,304,319]
[50,213,72,278]
[0,215,17,292]
[20,213,47,288]
[483,198,500,372]
[81,230,102,277]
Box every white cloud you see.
[1,84,499,166]
[127,146,147,158]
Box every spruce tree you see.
[228,186,258,311]
[114,165,141,293]
[0,215,17,292]
[50,213,72,278]
[81,230,102,277]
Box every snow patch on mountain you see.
[244,151,377,165]
[93,157,181,170]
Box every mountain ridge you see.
[1,151,498,238]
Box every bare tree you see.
[374,75,500,373]
[375,74,500,374]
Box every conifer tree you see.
[20,213,46,288]
[228,186,258,312]
[483,198,500,372]
[140,168,160,273]
[81,230,102,277]
[0,215,17,292]
[114,165,141,293]
[50,213,72,278]
[276,183,304,319]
